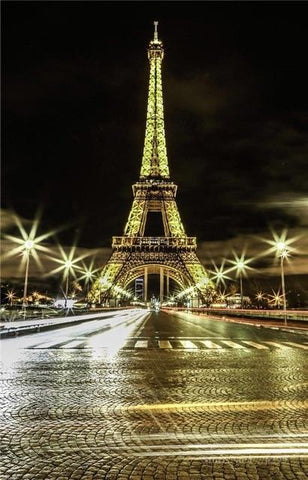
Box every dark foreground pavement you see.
[1,309,307,479]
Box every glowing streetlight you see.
[77,260,100,296]
[6,289,17,306]
[268,289,284,308]
[228,252,254,308]
[262,230,299,325]
[209,260,232,288]
[274,241,290,325]
[3,213,54,307]
[48,245,90,307]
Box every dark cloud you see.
[2,2,308,293]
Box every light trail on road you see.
[0,309,149,365]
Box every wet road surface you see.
[1,308,307,479]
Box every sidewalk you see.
[0,309,130,338]
[164,309,308,335]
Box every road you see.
[1,308,307,479]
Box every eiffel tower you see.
[90,22,214,304]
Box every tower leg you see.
[166,273,170,298]
[160,267,164,303]
[144,267,148,303]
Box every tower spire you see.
[154,20,158,42]
[140,22,169,179]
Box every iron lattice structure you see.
[90,22,214,303]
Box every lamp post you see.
[63,260,74,307]
[22,240,35,307]
[228,253,254,309]
[262,230,299,325]
[77,262,99,300]
[276,242,288,325]
[237,261,244,308]
[48,245,89,309]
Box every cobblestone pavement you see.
[1,309,307,479]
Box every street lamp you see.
[77,261,100,298]
[6,289,17,306]
[3,213,54,308]
[275,241,289,325]
[268,289,284,309]
[22,240,35,306]
[262,230,299,326]
[48,245,89,308]
[228,252,254,308]
[209,260,232,288]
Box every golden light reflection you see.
[125,399,308,413]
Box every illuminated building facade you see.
[90,22,214,303]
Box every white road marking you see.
[158,340,173,349]
[200,340,222,349]
[179,340,198,349]
[221,340,246,349]
[263,341,291,349]
[241,341,269,350]
[32,340,65,349]
[135,340,148,348]
[282,342,308,350]
[59,340,84,349]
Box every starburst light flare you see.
[255,291,266,302]
[262,230,300,325]
[3,212,54,267]
[48,244,92,301]
[209,260,233,287]
[268,289,284,308]
[228,251,255,278]
[3,212,56,306]
[6,289,17,306]
[77,260,100,285]
[261,229,299,259]
[227,251,255,308]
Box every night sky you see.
[2,1,308,297]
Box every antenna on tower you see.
[154,21,158,41]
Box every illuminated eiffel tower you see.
[91,22,214,304]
